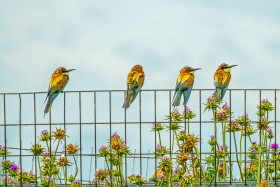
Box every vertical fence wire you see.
[169,90,172,176]
[244,90,247,185]
[229,90,232,185]
[123,91,127,187]
[49,110,52,186]
[19,94,22,186]
[79,92,83,183]
[275,89,277,185]
[64,92,67,179]
[3,94,7,187]
[139,92,142,176]
[33,93,38,187]
[109,91,112,180]
[199,90,202,185]
[94,92,97,187]
[154,91,157,180]
[259,90,262,181]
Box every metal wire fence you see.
[0,89,279,186]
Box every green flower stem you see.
[54,138,61,165]
[194,145,200,183]
[188,119,190,134]
[118,154,123,187]
[239,134,242,178]
[174,131,180,147]
[265,111,269,180]
[2,158,4,181]
[73,155,78,179]
[62,166,67,186]
[171,130,175,155]
[158,131,162,145]
[222,123,227,181]
[257,129,263,184]
[37,156,43,183]
[233,132,243,181]
[249,136,252,144]
[45,141,50,151]
[104,156,112,183]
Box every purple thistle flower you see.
[161,156,169,162]
[41,130,48,134]
[156,144,163,150]
[153,123,161,127]
[210,135,215,139]
[19,169,26,174]
[171,118,177,122]
[105,181,112,186]
[241,114,249,120]
[99,145,107,151]
[44,151,50,155]
[207,96,214,102]
[183,172,192,178]
[3,176,10,182]
[10,164,19,170]
[12,178,17,184]
[29,170,34,175]
[251,149,257,153]
[0,145,5,150]
[44,157,51,161]
[222,103,230,110]
[219,145,229,151]
[172,108,180,114]
[95,169,100,176]
[262,98,271,104]
[180,130,186,134]
[135,174,141,178]
[267,129,273,134]
[184,107,191,114]
[172,173,178,177]
[122,142,127,148]
[270,143,279,149]
[252,142,257,145]
[73,179,81,184]
[175,166,182,172]
[111,132,120,139]
[158,173,165,179]
[2,159,8,164]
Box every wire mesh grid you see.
[0,89,279,186]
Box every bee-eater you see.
[44,67,75,115]
[214,63,237,102]
[122,65,145,109]
[172,66,201,106]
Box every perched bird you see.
[172,66,201,106]
[122,65,145,109]
[214,63,237,102]
[44,67,75,115]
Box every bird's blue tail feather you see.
[44,92,59,116]
[172,91,182,106]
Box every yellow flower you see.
[66,143,79,155]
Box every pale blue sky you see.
[0,0,280,182]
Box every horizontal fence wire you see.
[0,89,280,186]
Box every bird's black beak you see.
[228,65,237,68]
[190,68,201,72]
[66,69,76,72]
